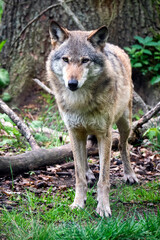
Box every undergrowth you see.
[125,34,160,85]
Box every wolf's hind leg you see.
[86,135,96,187]
[86,166,96,187]
[116,110,138,184]
[69,129,88,209]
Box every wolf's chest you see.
[62,110,108,133]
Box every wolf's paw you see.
[123,172,138,184]
[96,202,111,218]
[70,201,85,210]
[86,169,96,187]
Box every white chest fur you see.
[62,110,108,133]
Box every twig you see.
[58,0,85,30]
[33,78,54,95]
[132,101,160,132]
[11,0,73,48]
[0,99,39,150]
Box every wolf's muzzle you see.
[68,79,78,91]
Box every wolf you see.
[46,21,138,217]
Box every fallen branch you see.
[33,78,54,95]
[0,99,39,150]
[132,101,160,132]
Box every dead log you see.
[0,144,71,176]
[0,143,98,176]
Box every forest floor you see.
[0,146,160,212]
[0,89,160,239]
[0,88,160,211]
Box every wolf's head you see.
[49,21,108,91]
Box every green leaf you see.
[1,125,14,136]
[124,47,136,55]
[144,128,157,140]
[153,63,160,71]
[134,36,145,45]
[0,40,6,52]
[124,47,131,52]
[154,56,160,60]
[145,41,160,47]
[2,92,11,102]
[134,50,143,57]
[154,51,160,55]
[0,138,17,146]
[143,49,152,55]
[155,46,160,52]
[143,36,153,44]
[0,68,10,87]
[133,63,142,68]
[0,113,15,125]
[132,44,143,50]
[142,60,149,65]
[150,76,160,85]
[12,127,21,137]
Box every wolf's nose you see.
[68,79,78,91]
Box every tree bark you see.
[0,0,159,105]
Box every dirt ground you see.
[0,146,160,211]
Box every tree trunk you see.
[0,0,159,105]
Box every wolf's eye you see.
[81,58,90,64]
[62,57,69,63]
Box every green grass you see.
[111,181,160,203]
[1,212,159,240]
[0,180,159,239]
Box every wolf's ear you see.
[49,21,69,47]
[87,26,108,48]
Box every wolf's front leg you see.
[69,129,87,209]
[96,130,112,217]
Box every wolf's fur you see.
[46,21,138,217]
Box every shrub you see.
[125,35,160,85]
